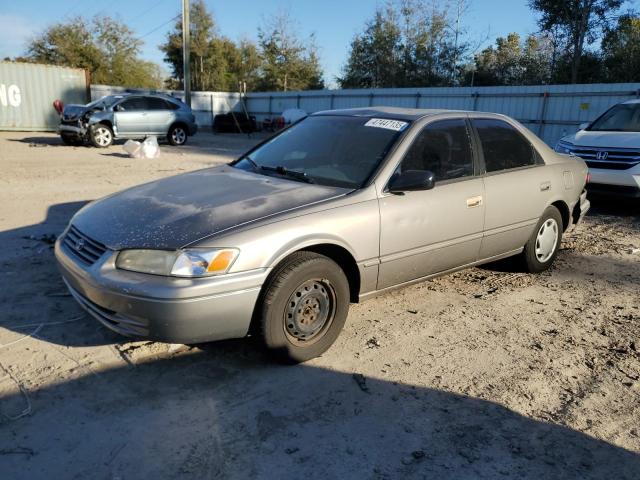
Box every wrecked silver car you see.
[56,107,590,362]
[58,93,198,148]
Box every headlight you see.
[554,141,573,154]
[116,248,239,277]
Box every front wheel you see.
[89,124,113,148]
[259,252,350,363]
[167,124,188,146]
[521,205,563,273]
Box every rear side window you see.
[147,98,172,110]
[473,119,535,172]
[400,119,474,181]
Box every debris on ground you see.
[352,373,370,393]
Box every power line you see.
[137,14,180,40]
[130,0,173,25]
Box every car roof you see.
[311,106,471,121]
[622,99,640,105]
[107,92,182,102]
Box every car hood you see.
[61,104,90,121]
[71,165,351,250]
[561,130,640,149]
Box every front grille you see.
[585,160,639,170]
[571,146,640,170]
[62,225,108,265]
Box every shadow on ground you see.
[1,345,638,479]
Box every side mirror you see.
[388,170,435,194]
[114,104,123,112]
[578,122,589,130]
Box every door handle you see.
[540,181,551,191]
[466,196,483,208]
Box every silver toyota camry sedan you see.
[55,107,590,362]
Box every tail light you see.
[586,172,591,184]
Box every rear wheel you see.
[259,252,350,363]
[89,124,113,148]
[168,124,188,146]
[521,205,563,273]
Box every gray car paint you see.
[56,107,590,344]
[71,166,350,250]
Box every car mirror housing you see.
[578,122,589,130]
[388,170,436,194]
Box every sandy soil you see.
[0,131,638,479]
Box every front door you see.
[378,118,485,289]
[113,97,149,136]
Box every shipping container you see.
[0,62,88,131]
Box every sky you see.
[0,0,633,88]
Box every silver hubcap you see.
[535,218,559,263]
[94,127,111,147]
[284,279,336,344]
[172,128,186,144]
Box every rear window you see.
[233,115,408,188]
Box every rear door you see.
[378,118,485,289]
[470,118,552,259]
[145,97,177,134]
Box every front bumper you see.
[58,124,87,137]
[55,238,267,344]
[587,164,640,197]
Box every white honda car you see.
[555,100,640,198]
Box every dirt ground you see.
[0,131,638,479]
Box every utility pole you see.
[182,0,191,107]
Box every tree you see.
[468,32,560,86]
[601,14,640,82]
[339,6,403,88]
[339,1,470,88]
[27,16,162,88]
[160,0,220,91]
[257,12,325,91]
[529,0,623,83]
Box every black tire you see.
[167,124,188,146]
[89,123,113,148]
[521,205,563,273]
[259,252,350,363]
[60,134,82,146]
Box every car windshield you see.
[233,115,408,188]
[86,95,123,109]
[589,103,640,132]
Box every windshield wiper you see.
[259,165,315,184]
[240,155,260,171]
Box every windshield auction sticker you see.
[364,118,408,131]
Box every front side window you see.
[118,97,149,111]
[233,115,407,188]
[398,119,474,181]
[473,119,536,172]
[589,103,640,132]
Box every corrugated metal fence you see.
[0,62,88,131]
[6,75,637,144]
[246,84,640,146]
